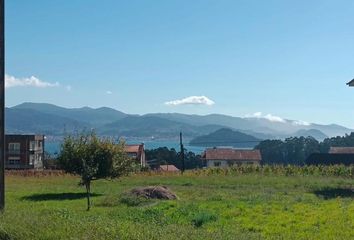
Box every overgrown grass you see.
[0,170,353,239]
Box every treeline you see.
[255,132,354,165]
[145,147,203,170]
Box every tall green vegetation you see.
[58,131,133,210]
[255,137,320,165]
[145,147,203,170]
[256,133,354,165]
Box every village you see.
[1,1,354,239]
[4,133,354,172]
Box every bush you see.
[191,212,217,228]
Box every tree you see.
[58,131,133,210]
[145,147,202,170]
[255,137,320,165]
[255,140,285,165]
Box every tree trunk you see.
[85,181,91,211]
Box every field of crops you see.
[0,166,353,240]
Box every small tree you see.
[58,131,132,210]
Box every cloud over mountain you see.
[165,96,215,106]
[5,74,59,88]
[245,112,286,123]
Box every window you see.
[228,161,234,167]
[29,155,35,165]
[37,141,43,150]
[214,162,221,167]
[30,141,36,151]
[8,156,20,165]
[8,143,20,154]
[128,153,137,158]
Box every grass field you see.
[0,171,353,240]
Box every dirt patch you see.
[130,186,178,200]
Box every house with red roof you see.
[202,148,261,167]
[124,144,146,167]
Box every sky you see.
[5,0,354,127]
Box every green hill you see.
[189,128,262,148]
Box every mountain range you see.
[5,102,353,142]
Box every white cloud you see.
[106,90,113,95]
[66,85,72,91]
[250,112,262,118]
[263,114,286,123]
[165,96,215,106]
[245,112,286,123]
[5,74,59,88]
[292,120,310,126]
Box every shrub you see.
[191,212,217,228]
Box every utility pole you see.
[0,0,4,211]
[180,132,185,173]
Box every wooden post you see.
[180,132,185,173]
[0,0,5,211]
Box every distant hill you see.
[5,102,353,140]
[100,116,226,138]
[6,108,89,135]
[13,102,126,126]
[189,128,262,148]
[293,129,328,141]
[147,112,352,138]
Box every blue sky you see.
[5,0,354,127]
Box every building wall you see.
[140,149,146,167]
[5,135,45,169]
[206,159,260,168]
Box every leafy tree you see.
[145,147,203,170]
[255,140,285,165]
[58,132,132,210]
[255,137,320,165]
[320,132,354,152]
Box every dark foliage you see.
[306,153,354,166]
[256,133,354,165]
[145,147,203,170]
[313,187,354,199]
[319,132,354,152]
[255,137,320,165]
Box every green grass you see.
[0,173,353,240]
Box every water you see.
[45,140,205,155]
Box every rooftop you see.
[124,144,144,153]
[203,148,261,161]
[159,165,180,172]
[329,147,354,154]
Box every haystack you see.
[130,186,177,200]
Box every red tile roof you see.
[159,165,180,172]
[329,147,354,154]
[124,144,145,162]
[125,144,144,153]
[204,148,261,161]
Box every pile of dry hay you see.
[130,186,177,200]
